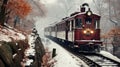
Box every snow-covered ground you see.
[23,35,36,66]
[42,37,89,67]
[25,35,87,67]
[24,35,120,67]
[42,37,120,67]
[0,26,33,66]
[0,26,26,42]
[100,51,120,62]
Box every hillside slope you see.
[0,25,29,67]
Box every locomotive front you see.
[74,3,102,51]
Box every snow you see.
[25,35,36,56]
[13,53,17,58]
[16,33,26,40]
[0,26,26,42]
[100,50,120,62]
[42,37,89,67]
[28,35,36,48]
[24,59,34,66]
[0,25,32,66]
[0,34,11,42]
[25,48,35,56]
[23,35,36,66]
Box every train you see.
[44,3,102,52]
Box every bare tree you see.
[92,0,104,15]
[107,0,120,55]
[60,0,83,16]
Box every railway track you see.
[75,53,120,67]
[63,45,120,67]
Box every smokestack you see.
[81,6,85,12]
[80,3,89,12]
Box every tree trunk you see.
[0,59,5,67]
[0,0,8,26]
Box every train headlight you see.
[87,11,92,16]
[83,30,90,35]
[86,8,92,16]
[90,30,94,34]
[83,29,94,35]
[83,30,87,34]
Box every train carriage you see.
[44,3,102,52]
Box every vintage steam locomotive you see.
[44,3,102,52]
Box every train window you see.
[68,21,70,31]
[69,21,72,31]
[57,25,59,31]
[66,21,70,31]
[71,20,74,31]
[75,18,82,28]
[95,20,100,29]
[85,18,92,24]
[60,24,61,31]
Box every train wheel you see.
[72,47,79,53]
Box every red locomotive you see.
[44,3,102,52]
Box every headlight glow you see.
[87,11,92,16]
[83,29,94,35]
[90,30,94,34]
[83,30,87,34]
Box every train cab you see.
[73,7,102,51]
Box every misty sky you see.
[35,0,95,36]
[35,0,113,37]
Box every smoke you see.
[82,3,89,7]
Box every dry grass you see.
[41,48,57,67]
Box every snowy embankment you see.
[23,34,36,66]
[0,26,26,42]
[0,25,28,67]
[42,37,89,67]
[25,34,36,56]
[100,51,120,62]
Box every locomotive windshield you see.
[85,17,92,24]
[75,18,82,28]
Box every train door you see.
[68,19,74,42]
[65,21,69,40]
[55,25,57,37]
[74,17,83,41]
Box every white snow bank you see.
[42,38,88,67]
[25,48,35,56]
[24,59,33,66]
[25,35,36,57]
[53,48,81,67]
[16,33,26,40]
[28,35,36,48]
[23,35,36,66]
[100,50,120,62]
[0,34,11,42]
[0,27,26,42]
